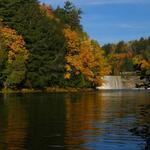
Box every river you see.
[0,90,150,150]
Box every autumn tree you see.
[0,22,28,88]
[40,3,54,19]
[64,27,111,87]
[0,0,68,88]
[133,54,150,89]
[103,41,134,74]
[0,20,7,87]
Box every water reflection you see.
[25,94,66,150]
[64,93,103,149]
[0,95,28,150]
[0,91,149,150]
[64,91,150,150]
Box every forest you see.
[0,0,150,91]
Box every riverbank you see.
[0,87,94,94]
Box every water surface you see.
[0,90,150,150]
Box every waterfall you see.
[97,76,123,89]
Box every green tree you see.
[5,55,27,88]
[0,22,29,89]
[10,2,67,88]
[54,1,82,31]
[0,0,68,88]
[0,39,7,88]
[0,0,37,26]
[103,41,134,74]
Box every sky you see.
[40,0,150,45]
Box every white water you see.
[97,76,123,89]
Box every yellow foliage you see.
[64,26,111,86]
[108,52,129,75]
[133,55,150,69]
[63,27,80,54]
[65,64,71,71]
[0,27,28,63]
[64,72,71,79]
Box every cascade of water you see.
[97,76,123,89]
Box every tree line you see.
[0,0,149,90]
[103,38,150,75]
[0,0,110,90]
[103,38,150,88]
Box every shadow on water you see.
[0,94,28,150]
[0,90,150,150]
[129,104,150,150]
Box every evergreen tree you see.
[12,2,67,88]
[0,0,67,88]
[54,1,82,31]
[0,0,37,25]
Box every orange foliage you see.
[63,27,80,54]
[64,27,111,86]
[65,64,72,72]
[64,72,71,79]
[40,4,56,20]
[133,55,150,69]
[108,52,131,75]
[0,27,28,63]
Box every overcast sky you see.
[40,0,150,45]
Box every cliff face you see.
[122,76,140,89]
